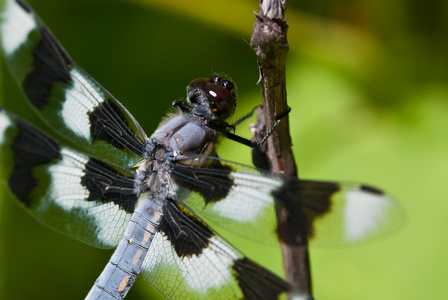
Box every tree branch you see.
[250,0,313,296]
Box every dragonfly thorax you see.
[150,113,220,160]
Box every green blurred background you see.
[0,0,447,299]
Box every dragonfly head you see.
[187,74,236,120]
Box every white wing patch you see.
[0,0,37,56]
[309,183,402,245]
[344,188,393,242]
[210,172,281,223]
[93,201,132,246]
[144,232,240,296]
[47,148,89,209]
[61,69,103,141]
[46,147,130,246]
[180,237,237,292]
[0,112,12,145]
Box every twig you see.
[250,0,312,296]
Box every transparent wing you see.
[0,0,147,168]
[170,156,403,246]
[0,107,138,248]
[141,202,294,299]
[309,182,403,245]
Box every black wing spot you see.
[88,99,145,157]
[232,257,290,300]
[159,202,214,258]
[360,184,384,195]
[171,160,235,204]
[272,178,338,245]
[23,24,73,109]
[80,158,138,214]
[8,118,61,207]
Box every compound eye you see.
[204,82,235,119]
[188,78,209,90]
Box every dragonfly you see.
[0,0,402,299]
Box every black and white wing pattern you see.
[140,201,292,300]
[0,107,137,248]
[0,0,147,168]
[170,157,403,246]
